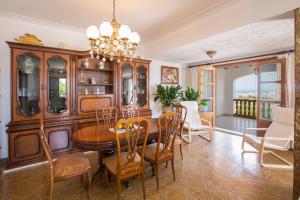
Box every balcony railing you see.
[233,99,256,119]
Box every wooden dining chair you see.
[39,119,92,200]
[103,117,150,200]
[172,104,187,160]
[143,112,181,190]
[96,106,118,125]
[121,104,139,119]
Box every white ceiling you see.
[0,0,299,64]
[158,16,295,64]
[0,0,227,43]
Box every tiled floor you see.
[0,131,293,200]
[216,116,256,134]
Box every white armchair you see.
[180,101,213,143]
[241,106,294,169]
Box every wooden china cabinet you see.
[6,42,151,167]
[117,59,151,116]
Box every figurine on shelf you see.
[98,61,104,69]
[79,71,85,83]
[90,77,96,85]
[83,58,89,68]
[85,88,89,95]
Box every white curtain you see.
[285,53,295,108]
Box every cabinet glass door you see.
[46,56,68,115]
[17,53,41,117]
[136,65,147,108]
[121,63,134,106]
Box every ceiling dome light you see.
[119,25,131,39]
[99,22,113,37]
[86,25,99,39]
[129,32,140,44]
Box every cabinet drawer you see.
[78,94,113,115]
[45,126,72,153]
[9,130,43,164]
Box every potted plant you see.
[182,87,208,107]
[154,84,182,112]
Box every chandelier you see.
[86,0,140,62]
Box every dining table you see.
[72,118,160,182]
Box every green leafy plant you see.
[154,84,182,107]
[182,87,208,106]
[182,87,198,101]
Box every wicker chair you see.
[96,106,118,125]
[39,119,92,200]
[103,117,150,200]
[143,112,181,190]
[121,104,140,119]
[172,104,187,160]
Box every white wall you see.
[149,59,187,118]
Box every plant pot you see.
[162,106,172,113]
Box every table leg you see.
[92,151,105,182]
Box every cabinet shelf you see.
[77,83,114,86]
[78,93,114,96]
[78,67,114,72]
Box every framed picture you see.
[161,66,179,84]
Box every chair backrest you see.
[121,104,140,119]
[39,119,53,169]
[114,117,150,174]
[173,104,187,137]
[156,112,181,157]
[180,101,201,124]
[265,106,294,149]
[96,106,118,125]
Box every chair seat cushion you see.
[184,121,210,130]
[53,152,91,180]
[143,143,173,163]
[245,134,289,150]
[103,152,142,176]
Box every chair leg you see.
[141,172,146,200]
[48,179,54,200]
[166,161,168,168]
[151,164,155,176]
[87,171,92,200]
[171,158,175,181]
[241,135,245,152]
[155,163,160,191]
[179,144,183,160]
[116,178,121,200]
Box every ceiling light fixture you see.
[86,0,140,62]
[206,51,217,60]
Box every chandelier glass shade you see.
[86,0,140,61]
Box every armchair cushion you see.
[245,133,291,150]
